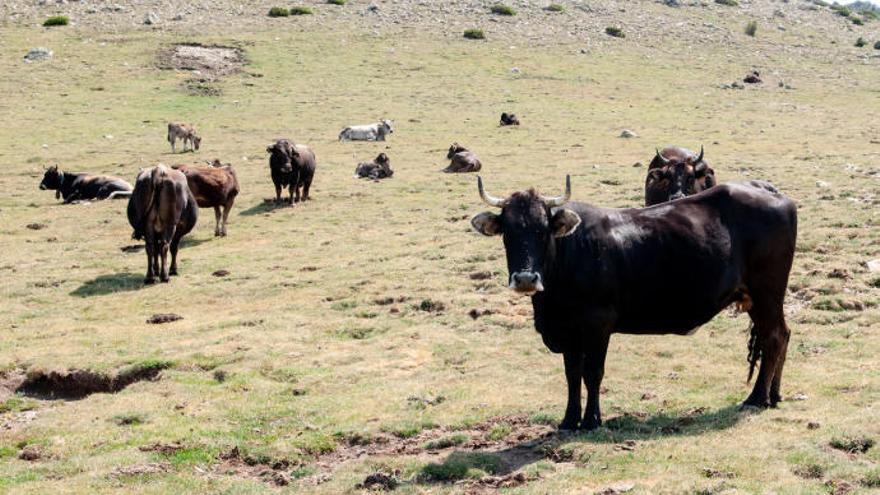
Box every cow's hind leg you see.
[220,203,232,236]
[302,178,311,201]
[144,238,156,284]
[742,301,789,409]
[169,235,182,276]
[213,206,221,237]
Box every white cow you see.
[338,119,394,142]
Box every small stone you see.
[815,180,830,188]
[866,259,880,273]
[807,421,821,429]
[104,134,113,140]
[632,162,643,167]
[619,129,638,138]
[144,12,159,25]
[24,48,53,62]
[789,392,808,401]
[18,445,42,461]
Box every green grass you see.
[490,4,516,16]
[42,16,69,27]
[290,6,313,15]
[423,433,468,450]
[715,0,738,6]
[851,16,864,25]
[545,4,565,12]
[421,452,504,481]
[327,0,346,4]
[463,28,485,40]
[605,26,625,38]
[267,7,289,17]
[744,20,758,37]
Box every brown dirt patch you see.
[111,462,171,477]
[159,43,245,79]
[146,313,184,324]
[15,362,169,400]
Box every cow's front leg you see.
[274,184,282,204]
[581,332,610,430]
[559,352,584,431]
[213,206,221,237]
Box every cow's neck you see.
[59,172,79,199]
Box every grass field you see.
[1,2,879,493]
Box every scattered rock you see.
[212,269,230,277]
[640,392,656,400]
[468,308,494,319]
[866,259,880,273]
[146,313,183,324]
[470,271,494,280]
[26,223,47,230]
[18,445,42,461]
[702,467,735,478]
[743,70,762,84]
[144,12,159,25]
[827,268,849,279]
[826,479,855,495]
[789,392,808,401]
[807,421,821,430]
[407,394,446,407]
[816,180,830,188]
[356,472,398,491]
[598,482,635,494]
[632,162,643,167]
[24,48,53,62]
[111,462,170,477]
[619,129,638,138]
[139,442,185,455]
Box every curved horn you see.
[477,176,504,207]
[655,148,671,166]
[541,175,571,207]
[695,145,704,163]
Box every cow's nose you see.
[39,184,46,190]
[669,192,686,201]
[510,271,544,293]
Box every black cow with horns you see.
[470,176,797,430]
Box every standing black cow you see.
[471,176,797,430]
[266,139,316,205]
[127,165,198,284]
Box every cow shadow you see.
[180,236,211,248]
[70,273,145,297]
[239,199,292,216]
[413,404,744,484]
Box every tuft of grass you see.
[833,6,852,17]
[294,432,337,455]
[290,6,313,15]
[421,452,504,481]
[268,7,289,17]
[42,16,69,27]
[111,412,146,426]
[529,412,558,425]
[793,463,825,479]
[545,4,565,12]
[0,446,17,459]
[863,468,880,487]
[851,17,864,25]
[0,396,37,414]
[463,28,486,40]
[490,4,517,16]
[327,0,346,4]
[605,26,625,38]
[830,435,875,453]
[423,434,468,450]
[855,37,867,47]
[745,21,758,37]
[715,0,738,6]
[165,447,215,469]
[487,424,512,441]
[875,41,880,50]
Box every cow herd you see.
[36,113,799,429]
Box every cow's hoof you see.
[738,401,768,412]
[169,270,178,276]
[160,276,170,283]
[579,419,601,431]
[558,419,579,431]
[144,277,156,285]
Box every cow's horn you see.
[695,145,704,163]
[655,148,670,166]
[477,176,504,207]
[541,175,571,207]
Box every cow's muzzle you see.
[39,183,47,190]
[509,271,544,295]
[669,192,686,201]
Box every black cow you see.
[645,146,716,206]
[500,112,520,126]
[39,165,132,203]
[266,139,316,204]
[471,176,797,430]
[127,165,198,284]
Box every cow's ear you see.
[694,162,708,178]
[551,209,581,238]
[266,146,273,153]
[471,212,502,236]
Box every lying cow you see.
[127,165,198,284]
[167,122,202,153]
[471,176,797,430]
[645,146,716,206]
[174,160,239,237]
[444,143,482,173]
[39,165,132,203]
[338,119,394,142]
[500,112,520,126]
[266,139,317,204]
[355,153,393,180]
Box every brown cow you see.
[167,123,202,153]
[175,160,239,237]
[645,146,716,206]
[444,143,482,173]
[127,165,198,284]
[355,153,393,180]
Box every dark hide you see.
[444,143,482,173]
[645,146,716,206]
[127,165,198,284]
[266,139,317,204]
[500,112,520,126]
[472,179,797,430]
[175,161,240,236]
[39,165,132,203]
[355,153,393,180]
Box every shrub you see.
[545,3,565,12]
[852,17,864,25]
[855,37,867,47]
[43,16,69,27]
[490,4,516,16]
[834,6,852,17]
[268,7,289,17]
[327,0,346,4]
[463,28,485,40]
[875,41,880,50]
[745,20,758,36]
[715,0,738,6]
[423,434,468,450]
[830,435,875,453]
[863,10,879,20]
[605,26,625,38]
[290,6,313,15]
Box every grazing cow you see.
[167,123,202,153]
[471,176,797,430]
[444,143,482,173]
[127,165,198,284]
[266,139,316,204]
[174,160,239,237]
[39,165,133,203]
[355,153,393,180]
[338,119,394,142]
[500,112,520,126]
[645,146,716,206]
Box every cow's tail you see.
[746,321,761,383]
[107,191,132,200]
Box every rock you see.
[598,482,635,494]
[743,71,762,84]
[664,0,681,7]
[146,313,183,324]
[789,392,808,401]
[510,67,521,73]
[632,162,643,167]
[144,12,159,25]
[866,259,880,273]
[18,445,42,461]
[172,14,184,21]
[807,421,821,430]
[24,48,53,62]
[619,129,638,138]
[816,180,830,188]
